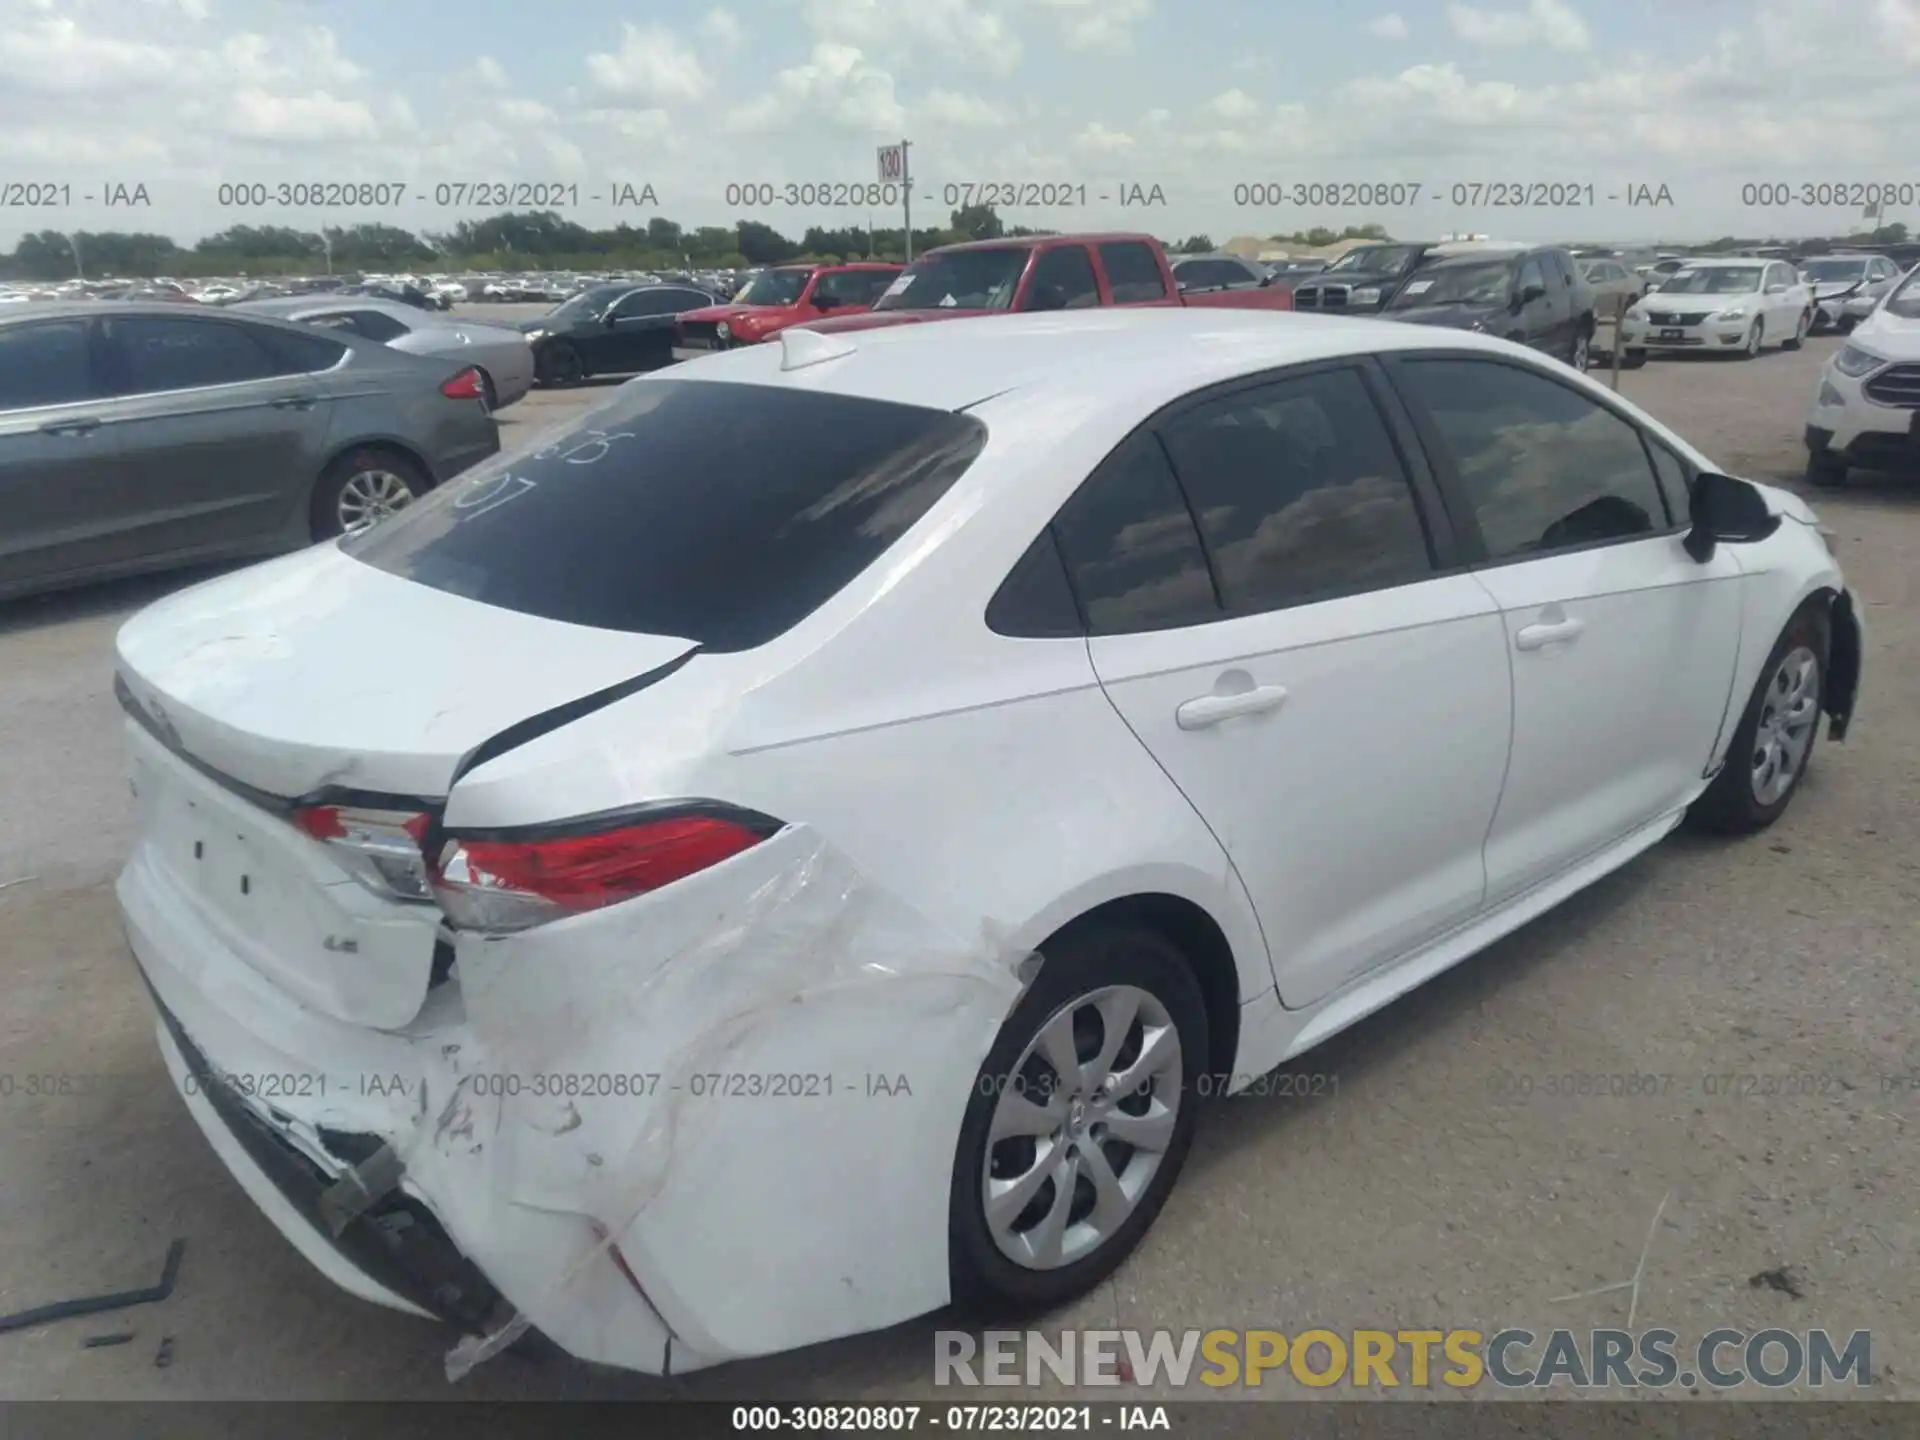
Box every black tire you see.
[1619,348,1648,369]
[1837,316,1858,335]
[478,370,499,412]
[1568,324,1594,373]
[1782,311,1808,351]
[949,925,1207,1314]
[309,448,429,541]
[1805,448,1849,489]
[1734,319,1763,359]
[1687,602,1829,835]
[537,342,584,387]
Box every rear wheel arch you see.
[315,437,436,494]
[1029,893,1242,1078]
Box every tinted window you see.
[811,272,874,306]
[1517,257,1548,298]
[107,317,283,393]
[1644,438,1693,526]
[1395,359,1665,559]
[1157,369,1433,612]
[254,325,348,373]
[1100,242,1167,302]
[1053,433,1217,634]
[986,530,1083,638]
[0,321,96,410]
[344,379,986,651]
[861,271,902,302]
[1025,246,1101,310]
[344,310,410,342]
[609,289,669,318]
[1174,260,1237,290]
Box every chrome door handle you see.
[40,416,101,435]
[1515,618,1586,650]
[1175,685,1289,730]
[270,395,315,410]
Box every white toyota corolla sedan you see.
[114,310,1863,1378]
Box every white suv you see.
[1805,264,1920,486]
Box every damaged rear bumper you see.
[120,817,1025,1379]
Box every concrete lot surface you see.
[0,334,1914,1401]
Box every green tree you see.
[1176,235,1215,254]
[949,204,1005,241]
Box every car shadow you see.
[0,561,247,637]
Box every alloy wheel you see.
[336,468,416,534]
[1750,645,1820,806]
[1746,321,1763,356]
[982,985,1184,1271]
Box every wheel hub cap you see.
[981,984,1183,1271]
[1749,645,1819,806]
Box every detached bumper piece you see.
[154,1000,503,1333]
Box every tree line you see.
[0,204,1400,281]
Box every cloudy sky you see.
[1,0,1917,248]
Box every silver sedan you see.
[236,296,536,408]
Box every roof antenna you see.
[780,327,858,371]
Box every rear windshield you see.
[343,379,988,651]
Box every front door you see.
[1059,363,1514,1007]
[1384,352,1744,904]
[0,316,126,585]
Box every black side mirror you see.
[1516,283,1547,308]
[1684,471,1780,561]
[1025,284,1068,312]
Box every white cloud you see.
[802,0,1020,75]
[721,42,904,135]
[1037,0,1153,52]
[919,88,1013,128]
[1368,12,1411,38]
[465,56,509,90]
[701,8,745,49]
[584,24,712,105]
[1448,0,1591,50]
[1072,121,1135,155]
[1205,88,1261,120]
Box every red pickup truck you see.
[671,261,901,359]
[797,232,1294,336]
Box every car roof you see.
[239,295,420,318]
[654,308,1542,418]
[1677,257,1768,267]
[928,232,1159,254]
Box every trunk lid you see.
[116,543,697,1029]
[115,543,698,802]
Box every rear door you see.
[1382,352,1743,905]
[95,313,335,557]
[1018,245,1102,311]
[1095,240,1177,308]
[1065,360,1513,1007]
[0,315,128,586]
[1514,254,1560,353]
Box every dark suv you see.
[1288,243,1436,314]
[1381,245,1598,371]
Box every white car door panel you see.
[1385,352,1745,905]
[1051,363,1514,1010]
[1471,538,1743,903]
[1090,583,1513,1009]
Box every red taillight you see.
[290,804,435,901]
[429,808,776,933]
[440,367,484,400]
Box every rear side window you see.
[104,317,284,393]
[1156,368,1434,612]
[1024,246,1101,310]
[1100,242,1167,302]
[986,531,1083,638]
[344,379,987,651]
[343,309,410,341]
[1052,433,1218,634]
[0,321,96,409]
[256,324,349,373]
